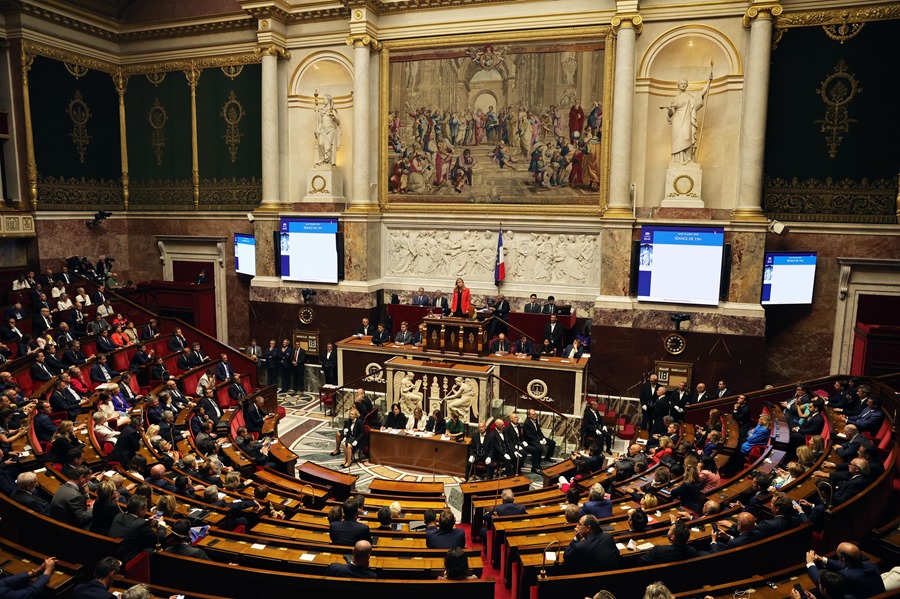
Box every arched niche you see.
[633,25,743,209]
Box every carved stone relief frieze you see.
[384,228,600,287]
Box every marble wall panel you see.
[764,231,900,384]
[599,228,632,297]
[729,230,766,304]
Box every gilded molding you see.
[254,44,291,60]
[185,63,201,209]
[22,40,118,74]
[763,175,897,225]
[774,4,900,29]
[20,47,37,208]
[611,14,643,35]
[112,68,129,209]
[743,3,783,28]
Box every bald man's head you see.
[353,540,373,567]
[837,542,861,564]
[736,512,756,533]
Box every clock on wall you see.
[299,307,314,325]
[663,333,686,355]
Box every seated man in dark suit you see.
[30,351,55,383]
[50,379,85,420]
[523,294,541,313]
[69,556,120,599]
[323,540,377,579]
[62,341,90,368]
[49,465,93,530]
[818,442,883,484]
[514,336,533,355]
[164,519,211,560]
[167,327,188,352]
[11,471,51,516]
[329,498,373,546]
[1,318,23,342]
[844,395,885,435]
[244,395,268,435]
[68,303,88,336]
[563,514,619,574]
[0,557,56,597]
[639,520,698,565]
[147,464,178,493]
[140,318,159,341]
[371,323,390,346]
[229,373,248,404]
[753,492,804,538]
[90,354,119,384]
[3,303,25,322]
[107,495,162,562]
[95,329,118,354]
[176,347,193,372]
[32,307,54,334]
[709,512,758,553]
[215,354,235,382]
[426,509,466,549]
[32,401,57,443]
[801,459,871,530]
[489,332,511,355]
[806,542,885,598]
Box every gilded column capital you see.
[346,34,381,51]
[254,43,290,60]
[611,14,642,35]
[743,2,783,27]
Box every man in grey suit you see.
[50,465,93,529]
[11,471,51,516]
[523,294,542,313]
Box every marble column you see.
[733,3,782,222]
[347,35,378,207]
[605,15,642,219]
[260,48,281,209]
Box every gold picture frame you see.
[379,26,614,215]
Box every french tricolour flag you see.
[494,230,506,287]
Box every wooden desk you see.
[368,479,445,498]
[337,336,588,414]
[294,460,358,501]
[368,430,471,477]
[460,475,533,524]
[386,304,443,336]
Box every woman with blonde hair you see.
[155,495,177,518]
[339,407,365,468]
[807,435,825,460]
[450,277,471,318]
[795,445,816,470]
[47,420,83,464]
[648,435,674,465]
[741,413,772,455]
[406,405,427,430]
[643,582,674,599]
[223,471,242,491]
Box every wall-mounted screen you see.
[278,218,340,284]
[234,233,256,276]
[637,226,725,306]
[761,251,817,305]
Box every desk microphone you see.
[432,446,439,483]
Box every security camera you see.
[671,313,691,331]
[768,220,786,235]
[246,213,255,223]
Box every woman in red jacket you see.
[450,277,471,318]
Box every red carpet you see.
[460,522,514,599]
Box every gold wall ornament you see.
[221,91,244,163]
[148,98,168,166]
[610,13,643,35]
[823,13,865,43]
[221,64,244,80]
[112,69,130,210]
[20,47,37,207]
[743,3,783,28]
[66,90,92,164]
[254,44,290,59]
[146,72,166,86]
[64,62,89,79]
[184,62,201,208]
[815,60,861,159]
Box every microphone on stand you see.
[431,446,439,483]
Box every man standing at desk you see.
[544,314,564,354]
[488,293,510,338]
[523,294,541,313]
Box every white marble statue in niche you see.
[665,69,713,165]
[315,93,341,166]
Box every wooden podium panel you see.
[368,430,471,477]
[422,316,488,356]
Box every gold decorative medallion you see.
[221,64,244,80]
[815,60,861,159]
[64,62,89,79]
[146,72,166,86]
[148,98,168,166]
[66,90,91,163]
[299,307,314,325]
[221,91,244,163]
[664,333,686,355]
[673,175,695,195]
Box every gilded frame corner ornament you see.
[221,91,245,163]
[378,25,613,217]
[773,3,900,30]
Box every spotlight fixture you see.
[767,219,786,235]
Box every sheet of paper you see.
[636,542,655,551]
[615,543,627,551]
[251,543,266,550]
[299,553,317,561]
[544,551,558,562]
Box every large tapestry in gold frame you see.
[379,27,613,214]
